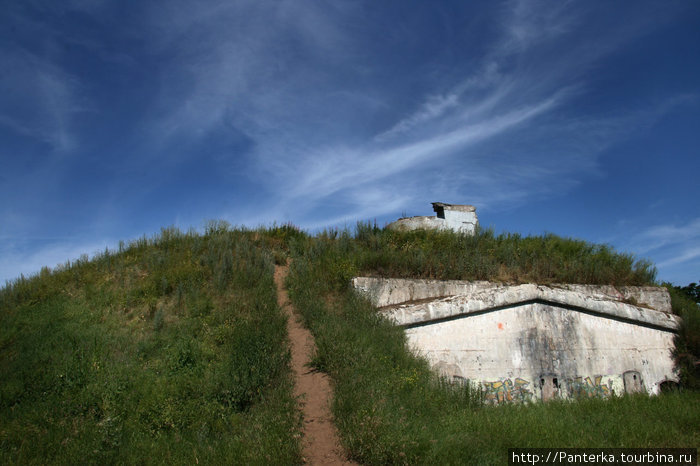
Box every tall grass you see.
[666,285,700,389]
[0,225,301,464]
[286,225,698,465]
[1,221,694,465]
[325,223,656,286]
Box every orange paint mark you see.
[497,322,504,330]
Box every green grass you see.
[322,222,657,286]
[0,225,301,464]
[1,221,697,465]
[666,285,700,390]
[286,224,699,465]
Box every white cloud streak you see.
[141,0,689,227]
[0,47,84,152]
[657,247,700,268]
[1,0,696,285]
[288,92,566,202]
[624,218,700,284]
[633,218,700,254]
[501,0,577,53]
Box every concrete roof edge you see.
[353,277,671,313]
[379,285,680,331]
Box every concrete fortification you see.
[353,277,679,402]
[387,202,478,235]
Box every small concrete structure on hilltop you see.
[353,277,680,402]
[387,202,478,235]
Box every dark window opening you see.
[435,206,445,219]
[659,380,680,393]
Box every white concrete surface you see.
[386,202,478,234]
[352,277,673,314]
[353,277,680,401]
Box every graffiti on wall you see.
[566,375,612,398]
[480,374,616,402]
[482,377,533,403]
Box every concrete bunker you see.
[353,277,680,402]
[386,202,478,234]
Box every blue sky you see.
[1,0,699,286]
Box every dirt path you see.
[274,265,356,465]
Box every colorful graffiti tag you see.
[482,377,532,403]
[567,375,612,398]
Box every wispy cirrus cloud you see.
[658,248,700,269]
[624,218,700,284]
[134,0,692,232]
[633,218,700,255]
[0,0,696,287]
[0,48,84,152]
[287,91,567,201]
[375,63,509,142]
[147,0,354,141]
[500,0,577,53]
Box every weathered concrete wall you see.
[352,277,673,313]
[386,216,445,232]
[352,277,497,308]
[352,277,680,401]
[386,202,478,234]
[379,285,679,331]
[557,284,672,314]
[403,302,676,399]
[441,207,478,234]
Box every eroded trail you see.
[274,265,356,465]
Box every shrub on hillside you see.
[667,285,700,389]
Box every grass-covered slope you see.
[326,223,657,286]
[1,221,697,465]
[0,224,300,464]
[286,224,699,465]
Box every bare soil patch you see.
[274,265,356,465]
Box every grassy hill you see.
[1,222,698,464]
[0,224,299,464]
